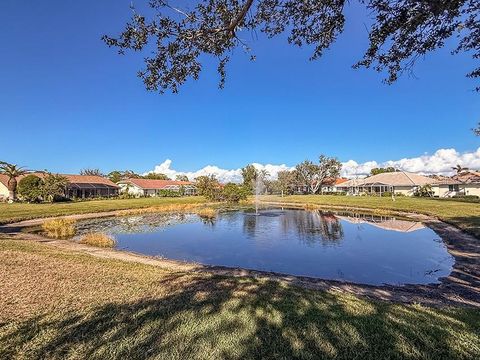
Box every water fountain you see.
[254,175,265,215]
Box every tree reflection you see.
[282,210,344,245]
[75,213,197,236]
[242,209,344,246]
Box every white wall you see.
[118,183,144,197]
[0,183,8,200]
[464,184,480,197]
[432,184,480,197]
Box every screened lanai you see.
[66,182,119,199]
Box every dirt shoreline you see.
[1,203,479,308]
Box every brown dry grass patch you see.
[79,233,116,248]
[194,207,217,219]
[116,203,206,217]
[42,218,76,239]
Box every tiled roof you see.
[0,174,10,188]
[335,178,348,185]
[61,174,119,187]
[453,171,480,184]
[118,178,195,190]
[338,171,439,187]
[0,172,119,188]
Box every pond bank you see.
[1,204,479,308]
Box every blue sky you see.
[0,0,479,176]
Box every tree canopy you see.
[80,168,104,177]
[370,167,398,176]
[175,174,190,182]
[103,0,479,94]
[143,173,171,180]
[295,155,342,194]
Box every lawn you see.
[261,195,480,238]
[0,196,207,225]
[1,240,479,360]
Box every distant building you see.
[336,171,480,197]
[117,178,197,197]
[0,173,119,200]
[336,171,434,196]
[451,170,480,197]
[321,178,349,193]
[62,175,119,199]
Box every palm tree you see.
[0,162,28,201]
[452,164,469,174]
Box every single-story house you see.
[117,178,197,197]
[62,175,120,199]
[451,171,480,197]
[0,173,119,200]
[336,171,480,197]
[321,178,349,192]
[336,171,435,196]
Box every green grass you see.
[0,196,207,225]
[262,195,480,238]
[0,239,479,360]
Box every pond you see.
[74,208,454,286]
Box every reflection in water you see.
[242,210,344,245]
[335,212,425,233]
[74,208,454,286]
[281,210,344,245]
[75,213,198,236]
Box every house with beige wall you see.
[336,171,480,197]
[0,173,119,201]
[452,171,480,197]
[336,171,437,196]
[0,175,10,200]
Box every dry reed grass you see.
[116,203,205,217]
[303,203,319,211]
[194,207,217,219]
[42,218,76,239]
[79,233,116,248]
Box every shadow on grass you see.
[1,275,479,360]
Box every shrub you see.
[414,184,434,197]
[157,189,181,197]
[221,183,249,203]
[42,218,76,239]
[452,194,479,199]
[17,175,43,202]
[80,233,116,248]
[41,173,69,202]
[195,175,222,200]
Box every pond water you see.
[75,208,454,286]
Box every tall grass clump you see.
[195,207,217,219]
[80,233,116,248]
[42,218,76,239]
[303,203,319,211]
[116,203,204,217]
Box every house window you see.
[448,184,459,192]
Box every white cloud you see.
[146,147,480,182]
[145,160,294,183]
[342,147,480,177]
